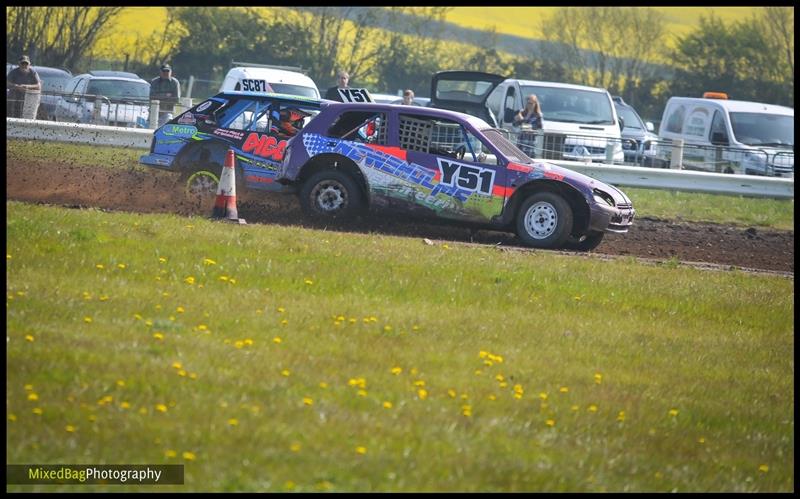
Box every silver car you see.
[55,70,150,127]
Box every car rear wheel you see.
[300,170,363,219]
[564,231,605,251]
[516,192,573,249]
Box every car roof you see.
[322,101,491,127]
[666,97,793,115]
[89,70,142,79]
[217,90,321,104]
[73,73,148,83]
[512,79,609,93]
[224,66,317,87]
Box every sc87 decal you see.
[240,79,271,92]
[437,158,495,196]
[337,88,373,103]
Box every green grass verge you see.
[7,139,794,230]
[6,201,794,492]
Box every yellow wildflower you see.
[228,418,239,426]
[182,451,196,461]
[203,258,216,265]
[303,397,313,406]
[391,367,402,375]
[27,393,39,401]
[281,369,290,377]
[546,419,556,427]
[155,404,168,413]
[668,409,679,417]
[383,401,393,409]
[355,446,367,455]
[273,337,282,344]
[65,425,76,433]
[165,449,177,458]
[25,335,34,342]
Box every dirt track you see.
[6,161,794,274]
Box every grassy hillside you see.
[438,7,759,46]
[93,7,759,63]
[6,201,794,491]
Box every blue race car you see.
[140,91,322,198]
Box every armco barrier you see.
[6,117,794,199]
[7,117,152,149]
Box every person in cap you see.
[149,63,181,127]
[7,55,42,118]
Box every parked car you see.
[655,93,793,176]
[54,70,150,127]
[140,91,322,197]
[612,96,658,165]
[432,71,625,164]
[220,65,320,99]
[278,102,635,250]
[6,63,72,120]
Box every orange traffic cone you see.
[212,150,246,224]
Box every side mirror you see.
[618,116,625,131]
[645,121,655,132]
[711,131,728,146]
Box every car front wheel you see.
[516,192,573,249]
[300,170,363,219]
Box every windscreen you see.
[482,128,533,164]
[521,85,614,125]
[729,112,794,147]
[86,80,150,101]
[616,106,643,130]
[269,83,319,99]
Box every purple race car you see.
[276,102,634,250]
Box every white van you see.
[429,72,624,163]
[486,78,625,164]
[656,94,794,177]
[220,66,320,99]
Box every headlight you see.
[593,188,615,207]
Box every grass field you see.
[92,7,759,64]
[5,200,794,491]
[7,139,795,231]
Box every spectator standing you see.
[514,94,544,158]
[7,55,42,119]
[402,89,418,106]
[149,63,181,127]
[325,70,349,101]
[513,94,543,129]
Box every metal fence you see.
[6,89,194,129]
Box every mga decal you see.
[195,100,213,112]
[242,133,286,161]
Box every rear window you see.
[269,83,319,99]
[436,80,496,103]
[86,79,150,101]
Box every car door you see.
[57,77,82,121]
[394,111,507,223]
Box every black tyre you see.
[564,231,605,252]
[516,191,573,249]
[299,169,363,219]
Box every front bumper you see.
[588,201,635,234]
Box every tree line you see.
[6,6,794,120]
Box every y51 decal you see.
[437,158,495,196]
